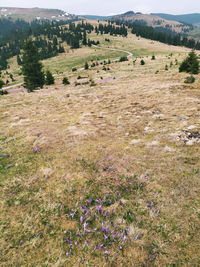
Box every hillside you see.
[0,7,78,21]
[81,15,111,20]
[0,21,200,266]
[111,11,192,34]
[153,13,200,26]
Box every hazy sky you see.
[1,0,200,15]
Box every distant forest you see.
[112,20,200,50]
[1,17,199,71]
[0,18,128,71]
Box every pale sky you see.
[1,0,200,15]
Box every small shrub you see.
[184,75,195,84]
[165,65,168,71]
[72,67,77,72]
[84,62,89,70]
[45,70,54,85]
[0,79,5,89]
[140,60,145,65]
[179,51,199,74]
[75,82,81,86]
[90,79,96,87]
[63,77,70,85]
[151,55,156,60]
[119,56,128,62]
[0,90,8,95]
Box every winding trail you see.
[92,44,133,59]
[3,45,133,91]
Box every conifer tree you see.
[0,79,5,89]
[63,77,70,85]
[22,40,45,92]
[82,30,87,46]
[84,62,89,70]
[179,51,199,74]
[17,55,22,65]
[45,70,55,85]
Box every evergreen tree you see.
[17,55,22,65]
[179,51,199,74]
[63,77,70,85]
[84,62,89,70]
[45,70,55,85]
[0,79,5,89]
[22,40,45,92]
[82,30,87,46]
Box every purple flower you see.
[80,216,84,223]
[134,233,140,240]
[105,250,110,255]
[86,199,93,204]
[32,147,40,152]
[96,205,103,212]
[102,227,110,233]
[82,206,87,215]
[69,211,77,218]
[144,174,149,180]
[83,222,88,230]
[147,202,155,209]
[104,211,110,217]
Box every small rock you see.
[129,139,141,145]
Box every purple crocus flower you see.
[104,211,110,217]
[83,222,88,230]
[105,250,110,255]
[32,147,40,152]
[134,234,140,240]
[147,202,155,209]
[86,199,93,204]
[82,206,87,215]
[102,227,110,233]
[96,205,103,212]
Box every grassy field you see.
[0,28,200,266]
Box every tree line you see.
[112,20,200,50]
[0,19,100,71]
[95,23,128,36]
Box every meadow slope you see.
[0,32,200,266]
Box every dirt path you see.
[92,44,133,58]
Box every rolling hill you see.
[81,15,111,20]
[0,7,78,21]
[153,13,200,26]
[110,11,192,33]
[1,22,200,266]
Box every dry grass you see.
[0,32,200,266]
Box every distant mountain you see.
[110,11,192,33]
[81,15,110,20]
[0,7,79,21]
[153,13,200,26]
